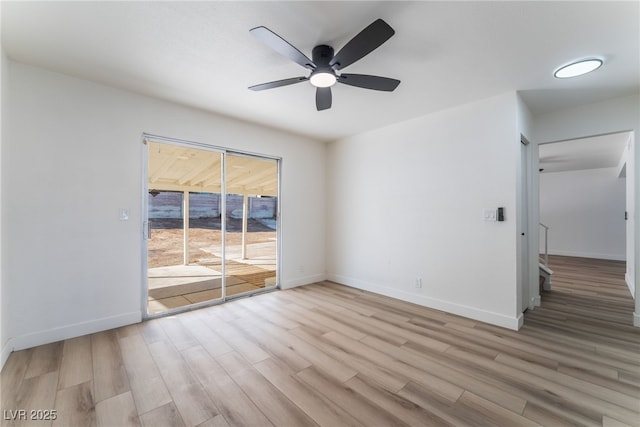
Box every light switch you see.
[119,208,130,221]
[484,209,496,221]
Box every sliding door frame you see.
[141,133,282,320]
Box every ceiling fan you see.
[249,19,401,111]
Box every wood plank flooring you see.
[2,256,639,426]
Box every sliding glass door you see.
[143,137,279,317]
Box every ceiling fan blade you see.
[338,74,400,91]
[250,26,316,70]
[249,77,308,91]
[316,87,332,111]
[330,19,395,70]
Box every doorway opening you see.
[537,131,632,302]
[143,136,280,317]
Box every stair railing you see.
[539,223,549,267]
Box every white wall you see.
[326,92,522,330]
[539,167,626,260]
[3,61,326,352]
[0,44,7,367]
[532,94,640,326]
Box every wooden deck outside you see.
[2,256,639,426]
[147,241,277,314]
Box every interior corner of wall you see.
[1,337,13,371]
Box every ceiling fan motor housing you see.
[312,45,335,67]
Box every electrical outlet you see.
[415,278,422,288]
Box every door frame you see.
[140,133,282,320]
[518,136,530,313]
[518,134,541,316]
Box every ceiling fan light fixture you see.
[249,19,400,109]
[554,58,603,79]
[310,70,337,87]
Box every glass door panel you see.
[224,153,279,298]
[146,141,223,315]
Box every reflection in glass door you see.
[144,138,279,317]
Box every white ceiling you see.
[539,132,630,174]
[1,1,639,142]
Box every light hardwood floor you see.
[2,256,639,426]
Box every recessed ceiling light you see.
[554,58,603,79]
